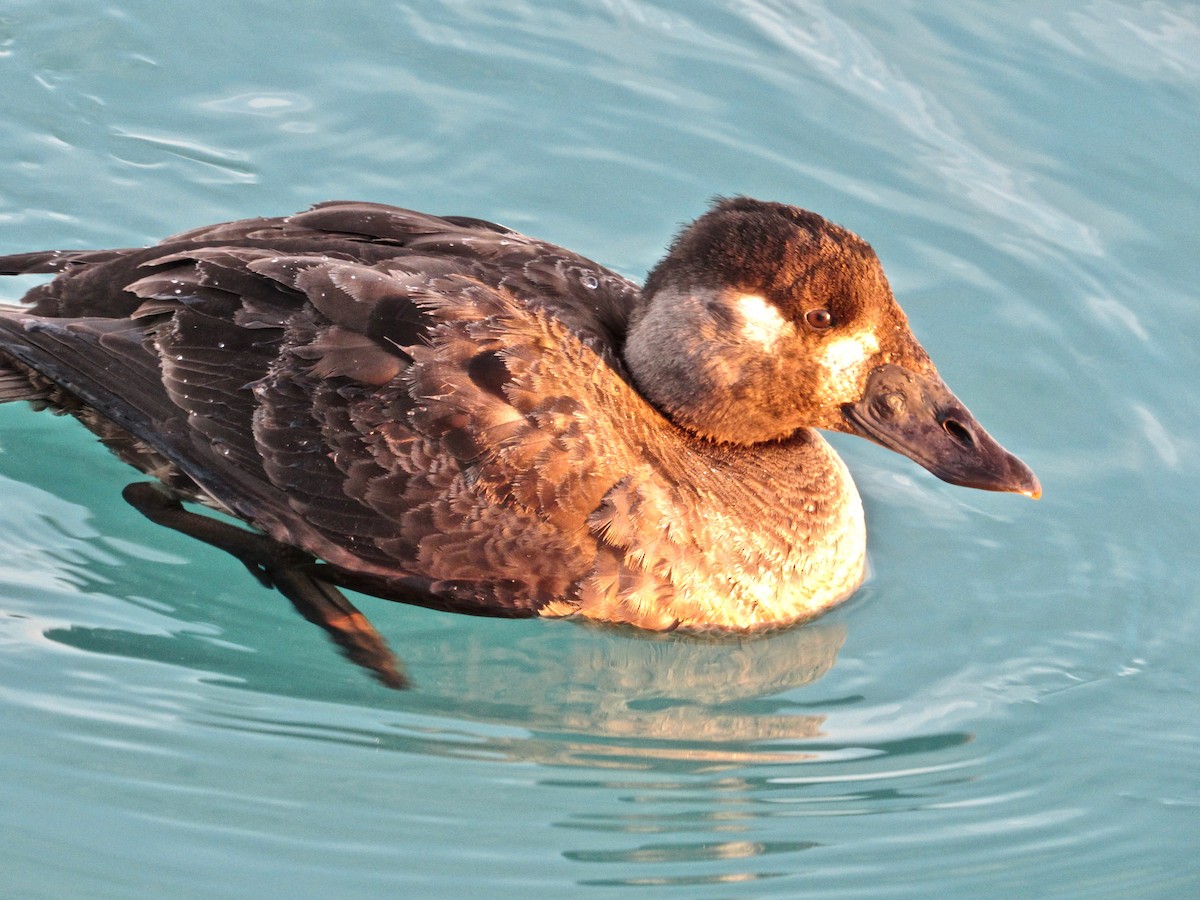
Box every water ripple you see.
[108,127,257,184]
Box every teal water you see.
[1,1,1198,895]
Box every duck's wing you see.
[0,204,670,618]
[223,250,671,617]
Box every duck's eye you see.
[805,308,833,330]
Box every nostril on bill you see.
[942,417,974,447]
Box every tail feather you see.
[1,248,127,276]
[1,250,68,275]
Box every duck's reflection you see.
[432,622,844,737]
[34,540,848,770]
[191,617,847,772]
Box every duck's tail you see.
[2,250,59,275]
[1,251,59,321]
[1,249,112,275]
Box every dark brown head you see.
[625,197,1040,497]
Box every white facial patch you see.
[819,332,880,389]
[735,294,794,351]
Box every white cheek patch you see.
[819,332,880,387]
[735,294,794,350]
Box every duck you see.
[0,197,1039,686]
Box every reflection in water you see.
[191,618,957,887]
[547,753,976,886]
[198,622,848,771]
[447,623,844,734]
[568,839,818,887]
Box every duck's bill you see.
[842,364,1041,498]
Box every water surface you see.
[1,1,1198,895]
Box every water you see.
[1,1,1197,895]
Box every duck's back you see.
[6,203,638,330]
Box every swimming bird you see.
[0,197,1039,686]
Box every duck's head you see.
[625,197,1040,498]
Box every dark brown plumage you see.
[0,198,1039,686]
